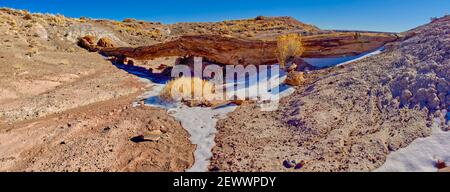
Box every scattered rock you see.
[435,160,447,169]
[130,135,146,143]
[81,35,96,44]
[287,63,298,72]
[77,36,100,52]
[294,160,305,170]
[156,64,168,70]
[115,56,126,64]
[294,163,303,170]
[159,125,168,133]
[255,16,266,21]
[183,100,211,108]
[127,59,134,66]
[130,130,163,143]
[209,166,220,172]
[231,100,244,106]
[97,37,114,48]
[284,71,305,86]
[282,159,295,168]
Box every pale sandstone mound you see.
[168,16,322,39]
[210,16,449,172]
[389,16,450,117]
[0,96,194,172]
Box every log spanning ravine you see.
[81,33,398,66]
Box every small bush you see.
[160,77,214,103]
[276,33,305,69]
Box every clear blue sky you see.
[1,0,448,32]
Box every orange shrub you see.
[276,33,305,69]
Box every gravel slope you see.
[210,16,449,172]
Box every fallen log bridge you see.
[87,33,398,66]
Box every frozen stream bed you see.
[375,119,450,172]
[131,66,294,172]
[115,47,388,172]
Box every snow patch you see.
[375,119,450,172]
[168,105,237,172]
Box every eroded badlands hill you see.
[0,8,194,171]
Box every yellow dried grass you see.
[159,77,214,102]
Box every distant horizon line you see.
[2,6,445,33]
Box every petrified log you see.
[97,33,397,66]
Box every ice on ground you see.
[375,120,450,172]
[122,63,294,171]
[168,105,237,172]
[304,47,384,68]
[222,66,295,111]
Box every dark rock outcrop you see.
[94,33,397,66]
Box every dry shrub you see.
[97,37,114,48]
[276,33,305,69]
[160,77,214,103]
[23,13,33,20]
[146,29,162,38]
[46,14,67,26]
[284,71,305,86]
[435,160,447,169]
[7,19,16,27]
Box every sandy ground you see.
[0,93,194,172]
